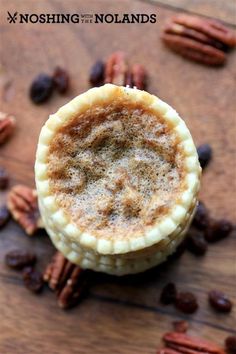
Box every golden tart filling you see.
[47,99,186,240]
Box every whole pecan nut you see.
[157,349,181,354]
[7,185,43,235]
[91,52,147,90]
[104,51,128,86]
[170,15,236,48]
[0,111,16,145]
[162,14,236,66]
[44,251,87,309]
[163,332,226,354]
[131,64,147,90]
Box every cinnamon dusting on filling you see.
[47,101,186,239]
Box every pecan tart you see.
[35,84,201,275]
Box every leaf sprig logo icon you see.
[7,11,18,23]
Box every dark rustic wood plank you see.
[144,0,236,24]
[0,0,236,353]
[89,234,236,334]
[1,0,236,219]
[0,282,233,354]
[1,222,235,336]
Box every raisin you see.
[172,320,189,333]
[225,336,236,354]
[197,144,212,169]
[205,218,233,242]
[186,228,208,256]
[171,239,187,259]
[5,249,36,270]
[160,282,177,305]
[192,201,209,230]
[0,205,10,228]
[175,292,198,314]
[23,267,44,293]
[89,60,105,86]
[208,290,233,313]
[29,73,53,104]
[0,166,9,190]
[53,67,70,94]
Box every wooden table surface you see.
[0,1,236,353]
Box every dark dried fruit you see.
[89,60,105,86]
[192,201,209,230]
[172,320,189,333]
[208,290,233,313]
[0,167,9,190]
[23,267,43,293]
[197,144,212,169]
[29,73,53,104]
[5,249,36,270]
[160,282,177,305]
[225,336,236,354]
[186,228,208,255]
[171,239,187,259]
[0,205,10,228]
[205,218,233,242]
[175,292,198,314]
[53,67,70,94]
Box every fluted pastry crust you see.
[35,84,201,275]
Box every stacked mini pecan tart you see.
[35,84,201,275]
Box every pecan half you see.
[163,332,225,354]
[164,22,227,51]
[57,266,86,309]
[171,15,236,48]
[157,349,181,354]
[104,51,128,85]
[44,251,87,309]
[92,52,147,89]
[162,14,236,66]
[43,251,68,290]
[125,70,133,87]
[162,33,226,65]
[0,111,16,145]
[131,64,147,90]
[7,185,43,235]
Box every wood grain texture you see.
[0,0,236,353]
[146,0,236,24]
